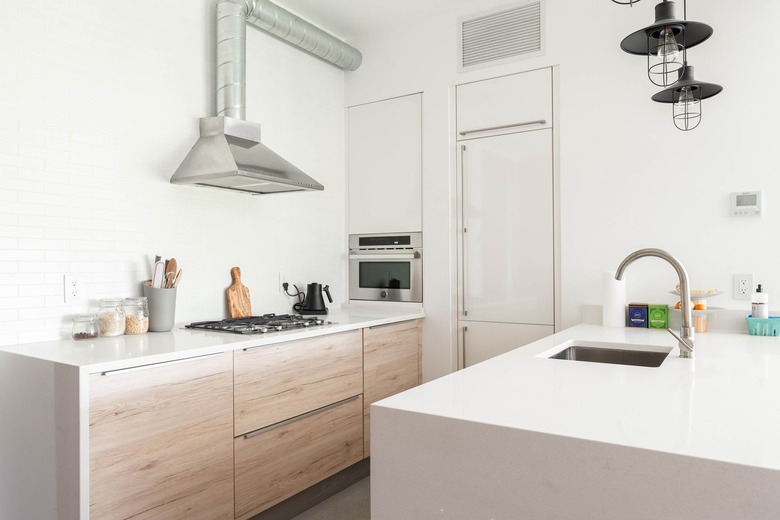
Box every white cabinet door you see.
[459,321,553,368]
[459,129,554,325]
[348,93,422,234]
[456,68,552,140]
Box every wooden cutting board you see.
[226,266,252,318]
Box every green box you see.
[648,304,668,329]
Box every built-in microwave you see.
[348,232,422,303]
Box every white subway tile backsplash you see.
[0,296,45,309]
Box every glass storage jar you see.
[72,314,99,340]
[98,298,125,337]
[123,297,149,334]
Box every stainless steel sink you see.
[548,343,671,368]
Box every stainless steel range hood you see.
[172,0,362,195]
[171,117,323,194]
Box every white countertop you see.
[376,324,780,472]
[0,305,424,373]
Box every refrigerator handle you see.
[460,144,468,318]
[461,325,468,370]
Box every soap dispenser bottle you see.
[752,284,769,319]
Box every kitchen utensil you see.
[164,258,177,288]
[151,257,165,288]
[172,269,183,288]
[294,283,332,315]
[226,267,252,318]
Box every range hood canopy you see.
[171,117,323,194]
[172,0,362,195]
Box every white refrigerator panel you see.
[459,321,553,368]
[459,129,554,325]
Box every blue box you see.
[628,303,648,328]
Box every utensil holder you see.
[143,285,177,332]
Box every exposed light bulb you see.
[675,87,697,109]
[656,27,680,64]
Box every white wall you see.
[0,0,347,345]
[345,0,780,380]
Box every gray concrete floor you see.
[290,477,370,520]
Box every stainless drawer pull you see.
[349,252,420,260]
[98,352,225,376]
[241,394,361,439]
[459,119,546,136]
[368,320,415,330]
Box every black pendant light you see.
[651,63,722,131]
[620,1,713,87]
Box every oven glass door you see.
[359,261,411,290]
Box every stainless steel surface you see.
[458,119,547,136]
[615,248,695,358]
[171,117,324,194]
[349,232,422,303]
[186,314,332,335]
[175,0,364,194]
[549,345,670,368]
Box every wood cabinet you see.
[89,353,234,520]
[347,93,422,234]
[234,396,364,520]
[363,319,421,455]
[456,67,552,139]
[233,330,364,518]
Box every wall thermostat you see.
[731,191,763,216]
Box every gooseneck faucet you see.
[615,248,695,358]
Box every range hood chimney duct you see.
[172,0,363,195]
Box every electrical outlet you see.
[64,274,85,303]
[734,274,754,301]
[279,272,288,293]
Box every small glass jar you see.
[123,297,149,334]
[72,314,99,340]
[98,298,126,337]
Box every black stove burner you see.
[186,314,331,334]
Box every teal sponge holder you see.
[746,315,780,336]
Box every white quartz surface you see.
[376,324,780,472]
[0,306,423,373]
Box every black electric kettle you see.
[294,283,333,315]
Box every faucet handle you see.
[666,328,695,358]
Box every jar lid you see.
[99,298,124,305]
[123,297,148,303]
[73,313,98,322]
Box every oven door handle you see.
[349,252,420,260]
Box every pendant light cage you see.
[646,25,685,87]
[612,0,641,5]
[672,85,702,131]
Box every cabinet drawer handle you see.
[241,394,361,440]
[458,120,546,136]
[98,352,226,376]
[368,320,415,330]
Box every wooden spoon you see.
[164,258,177,288]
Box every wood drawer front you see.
[234,396,364,520]
[363,319,421,455]
[89,353,234,520]
[234,330,363,436]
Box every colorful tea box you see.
[627,303,648,327]
[648,304,669,329]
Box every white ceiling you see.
[279,0,493,39]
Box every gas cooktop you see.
[185,314,333,335]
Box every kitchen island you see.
[371,324,780,520]
[0,305,423,520]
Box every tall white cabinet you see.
[456,67,559,368]
[347,93,422,234]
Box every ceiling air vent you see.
[458,1,545,72]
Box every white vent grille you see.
[459,1,544,71]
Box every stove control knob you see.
[380,290,388,299]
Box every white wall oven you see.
[349,232,422,303]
